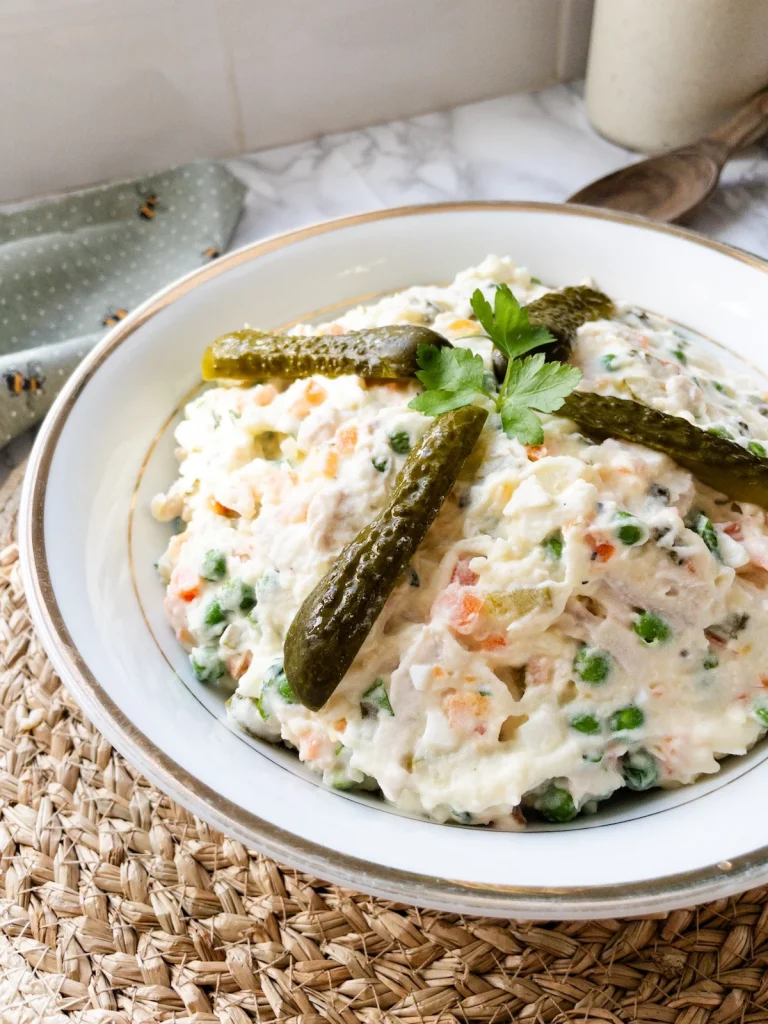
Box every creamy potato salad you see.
[153,257,768,826]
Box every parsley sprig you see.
[409,284,582,445]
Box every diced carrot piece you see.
[443,690,490,732]
[451,557,479,587]
[333,718,347,732]
[526,445,547,462]
[174,565,200,603]
[305,380,327,405]
[323,450,339,478]
[586,534,615,562]
[212,499,239,519]
[478,632,507,650]
[760,675,768,688]
[254,384,277,406]
[228,650,253,680]
[450,592,484,631]
[724,522,743,540]
[336,425,358,454]
[328,323,344,335]
[433,585,484,633]
[299,734,322,761]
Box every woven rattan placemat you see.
[3,465,768,1023]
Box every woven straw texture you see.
[3,466,768,1023]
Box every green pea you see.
[601,353,618,371]
[361,678,394,716]
[573,645,612,684]
[541,530,564,560]
[538,785,577,823]
[620,748,659,791]
[220,578,257,613]
[570,713,600,735]
[754,706,768,728]
[748,440,767,457]
[614,512,645,547]
[201,549,227,581]
[618,523,643,545]
[203,599,226,630]
[690,512,721,561]
[707,425,733,440]
[633,610,671,645]
[372,455,388,472]
[257,662,298,719]
[190,646,225,683]
[703,653,719,670]
[672,348,687,365]
[388,430,411,455]
[328,771,356,791]
[583,750,603,763]
[609,705,644,732]
[171,516,185,534]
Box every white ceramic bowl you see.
[20,202,768,919]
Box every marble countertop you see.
[5,81,768,481]
[226,81,768,256]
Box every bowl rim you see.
[19,199,768,917]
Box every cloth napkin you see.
[0,161,245,446]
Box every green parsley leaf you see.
[498,354,582,444]
[504,353,583,413]
[410,285,583,446]
[470,283,554,360]
[500,403,543,445]
[408,345,488,415]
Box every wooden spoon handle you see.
[704,86,768,156]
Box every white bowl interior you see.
[23,205,768,916]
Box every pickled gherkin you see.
[561,391,768,507]
[529,286,615,351]
[493,285,615,378]
[284,405,488,710]
[202,325,449,382]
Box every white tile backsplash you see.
[222,0,566,152]
[0,0,239,201]
[0,0,592,203]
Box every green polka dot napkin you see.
[0,161,245,445]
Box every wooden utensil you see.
[568,87,768,222]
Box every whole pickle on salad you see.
[284,404,488,711]
[202,325,450,382]
[561,391,768,507]
[492,285,615,379]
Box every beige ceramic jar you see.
[586,0,768,152]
